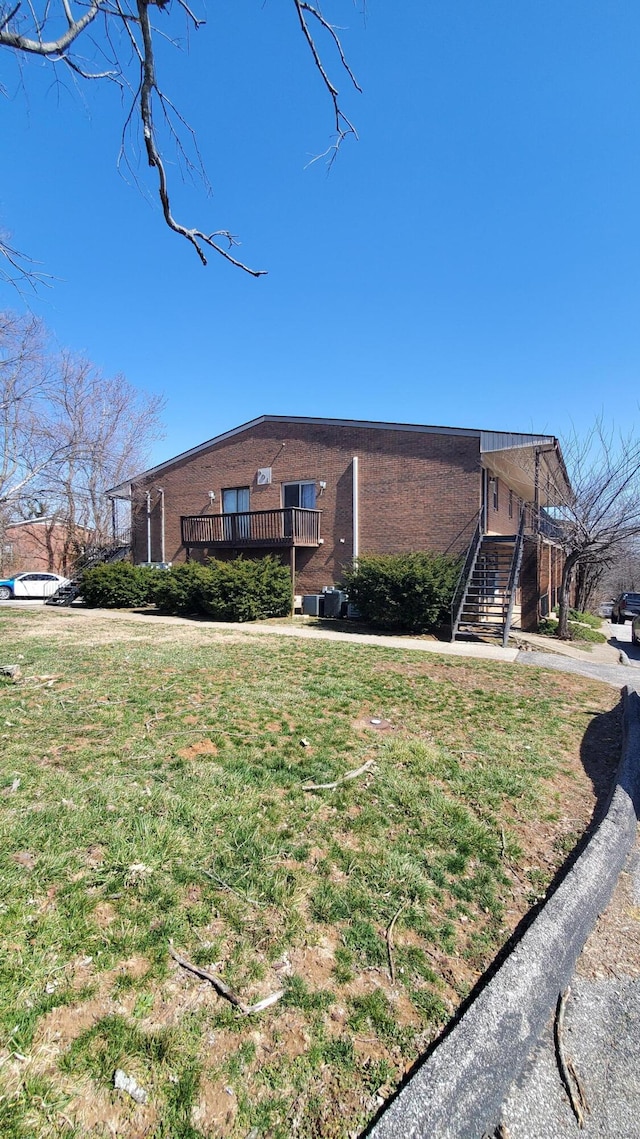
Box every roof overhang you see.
[480,432,571,506]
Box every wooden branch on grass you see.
[302,757,375,791]
[169,945,284,1015]
[386,905,404,985]
[201,867,263,908]
[554,987,589,1127]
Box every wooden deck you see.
[181,508,322,549]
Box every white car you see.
[0,572,70,600]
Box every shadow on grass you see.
[123,607,449,640]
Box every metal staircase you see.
[451,510,526,646]
[45,541,130,606]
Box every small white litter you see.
[114,1068,148,1104]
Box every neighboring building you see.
[1,518,91,576]
[107,415,571,638]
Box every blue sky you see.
[2,0,639,468]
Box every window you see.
[222,487,250,540]
[491,477,499,512]
[282,482,316,509]
[222,487,250,513]
[508,489,513,519]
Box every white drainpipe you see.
[146,490,152,562]
[352,456,359,562]
[157,488,165,564]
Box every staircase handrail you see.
[450,505,485,638]
[71,539,131,578]
[501,508,527,647]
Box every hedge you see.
[82,556,292,621]
[342,552,460,633]
[81,562,157,608]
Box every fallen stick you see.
[386,905,404,984]
[302,757,375,791]
[169,945,284,1015]
[554,986,589,1128]
[201,868,263,908]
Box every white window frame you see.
[281,481,317,509]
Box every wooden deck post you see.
[290,546,296,616]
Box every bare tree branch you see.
[0,0,362,278]
[0,0,105,56]
[0,312,165,559]
[548,420,640,636]
[293,0,360,167]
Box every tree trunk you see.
[558,552,580,639]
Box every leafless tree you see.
[0,312,60,515]
[548,422,640,638]
[0,311,164,563]
[40,352,165,553]
[0,0,362,281]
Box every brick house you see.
[107,415,570,638]
[1,518,92,576]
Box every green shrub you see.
[567,621,606,643]
[152,556,291,622]
[81,562,153,608]
[537,615,606,643]
[153,562,213,616]
[342,552,461,634]
[568,608,602,629]
[536,617,559,637]
[200,557,291,622]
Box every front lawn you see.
[0,608,621,1137]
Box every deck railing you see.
[181,508,321,548]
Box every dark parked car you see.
[611,592,640,624]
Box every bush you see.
[568,622,607,644]
[568,608,602,629]
[153,562,212,616]
[81,562,154,608]
[200,556,292,622]
[537,616,606,644]
[536,617,559,637]
[152,556,292,622]
[342,552,461,634]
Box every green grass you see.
[538,612,607,644]
[0,607,621,1137]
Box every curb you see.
[368,686,640,1139]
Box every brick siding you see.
[2,521,90,575]
[131,421,483,595]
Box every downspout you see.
[157,488,165,564]
[146,490,152,563]
[352,457,359,563]
[534,448,541,624]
